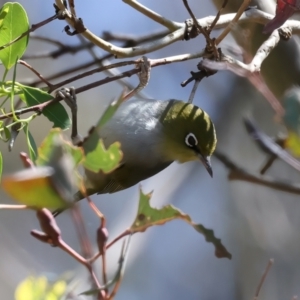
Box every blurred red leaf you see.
[264,0,300,33]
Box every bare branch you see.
[0,50,209,121]
[215,0,251,45]
[215,151,300,195]
[48,60,136,92]
[188,79,200,103]
[203,29,280,75]
[0,14,60,51]
[182,0,211,42]
[54,0,300,58]
[18,60,53,88]
[254,259,274,300]
[209,0,229,33]
[123,0,180,30]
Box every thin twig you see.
[23,42,94,60]
[0,46,230,121]
[18,60,53,88]
[254,259,274,300]
[59,240,104,297]
[202,29,281,82]
[48,60,136,92]
[188,79,200,103]
[54,2,300,58]
[58,239,87,265]
[81,192,108,292]
[55,0,184,58]
[88,229,131,264]
[101,246,108,294]
[122,0,180,30]
[215,0,251,45]
[29,34,67,47]
[0,14,59,51]
[108,235,132,300]
[1,51,209,120]
[24,30,169,60]
[106,230,132,250]
[85,196,105,219]
[103,30,169,44]
[209,0,229,33]
[70,206,93,258]
[68,0,76,17]
[215,151,300,195]
[182,0,211,42]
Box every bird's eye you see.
[185,133,198,148]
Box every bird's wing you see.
[97,177,125,194]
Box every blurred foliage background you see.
[1,0,300,299]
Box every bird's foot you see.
[55,87,82,145]
[123,56,151,101]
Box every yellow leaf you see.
[285,131,300,157]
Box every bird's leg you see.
[55,87,82,145]
[123,56,151,101]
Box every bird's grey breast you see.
[83,99,174,194]
[100,99,172,181]
[101,99,167,156]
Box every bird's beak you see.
[198,154,213,178]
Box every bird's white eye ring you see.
[185,133,198,147]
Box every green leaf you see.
[0,5,9,29]
[130,188,232,259]
[131,190,191,229]
[0,121,10,141]
[0,3,29,69]
[23,125,37,162]
[83,139,122,173]
[20,85,71,130]
[81,93,124,173]
[2,132,82,208]
[36,129,60,166]
[1,166,70,209]
[2,129,83,209]
[36,128,83,167]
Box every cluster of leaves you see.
[2,94,124,209]
[0,3,71,178]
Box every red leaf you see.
[263,0,299,33]
[281,0,300,10]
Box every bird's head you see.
[159,100,217,177]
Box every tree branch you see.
[215,151,300,195]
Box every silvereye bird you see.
[78,98,217,200]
